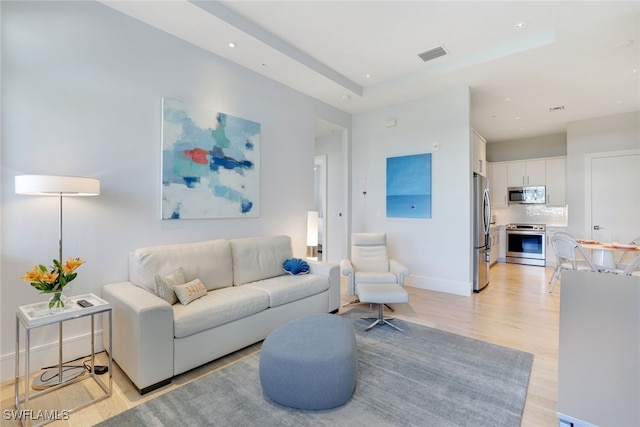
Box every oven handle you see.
[506,230,546,236]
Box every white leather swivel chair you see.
[548,232,600,293]
[340,233,409,330]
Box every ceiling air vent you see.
[418,46,448,62]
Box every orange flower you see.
[22,266,43,282]
[41,271,59,283]
[62,257,84,274]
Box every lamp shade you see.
[306,211,319,247]
[15,175,100,196]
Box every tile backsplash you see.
[492,205,568,227]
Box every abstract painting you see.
[161,98,260,219]
[386,153,432,218]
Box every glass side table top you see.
[17,293,110,327]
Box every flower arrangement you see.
[22,258,85,309]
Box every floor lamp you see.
[15,175,100,388]
[15,175,100,263]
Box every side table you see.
[14,293,112,427]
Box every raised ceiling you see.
[102,1,640,142]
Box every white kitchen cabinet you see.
[545,226,567,266]
[489,226,502,265]
[489,162,508,207]
[507,159,545,187]
[545,157,566,205]
[472,129,487,177]
[491,157,565,207]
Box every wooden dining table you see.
[577,240,640,269]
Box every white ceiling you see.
[102,1,640,142]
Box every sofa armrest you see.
[339,259,355,296]
[308,261,340,312]
[390,259,409,286]
[102,281,174,393]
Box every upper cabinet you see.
[489,162,508,207]
[545,157,566,206]
[490,157,567,207]
[472,129,487,177]
[507,159,546,187]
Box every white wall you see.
[566,111,640,235]
[351,87,473,296]
[487,133,566,162]
[0,1,350,380]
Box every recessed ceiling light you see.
[633,69,639,74]
[514,21,527,29]
[228,42,237,48]
[341,95,352,100]
[505,97,511,102]
[514,116,520,120]
[365,74,372,79]
[549,106,565,112]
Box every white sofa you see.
[102,235,340,394]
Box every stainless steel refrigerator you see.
[473,173,491,292]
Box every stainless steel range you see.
[505,224,546,266]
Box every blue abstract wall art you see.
[161,98,260,219]
[386,153,432,218]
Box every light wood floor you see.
[1,262,560,426]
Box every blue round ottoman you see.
[259,313,357,410]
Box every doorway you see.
[314,155,327,260]
[586,149,640,243]
[314,119,348,263]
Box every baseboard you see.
[138,378,172,395]
[405,275,472,296]
[0,330,105,383]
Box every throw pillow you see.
[282,258,310,275]
[154,267,186,305]
[174,278,207,305]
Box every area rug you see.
[98,309,533,427]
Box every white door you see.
[588,151,640,243]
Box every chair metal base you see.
[342,298,395,312]
[361,304,403,332]
[548,265,562,293]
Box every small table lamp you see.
[306,211,319,260]
[15,175,100,262]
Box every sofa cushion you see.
[174,279,207,305]
[231,236,293,286]
[282,258,310,275]
[130,239,233,292]
[173,286,270,338]
[154,267,186,304]
[244,274,329,308]
[354,271,398,284]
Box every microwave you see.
[508,186,546,205]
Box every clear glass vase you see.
[48,291,68,312]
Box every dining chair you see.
[548,232,600,293]
[614,254,640,276]
[615,237,640,268]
